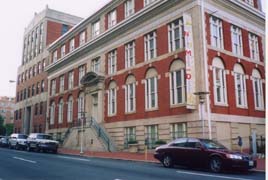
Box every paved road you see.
[0,147,264,180]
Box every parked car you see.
[26,133,59,153]
[9,133,28,150]
[0,136,9,147]
[154,138,256,172]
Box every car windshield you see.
[18,135,27,139]
[37,134,53,140]
[200,139,226,149]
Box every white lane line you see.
[57,156,91,162]
[13,157,36,164]
[176,170,253,180]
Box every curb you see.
[58,151,265,172]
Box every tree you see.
[0,114,6,135]
[4,124,14,136]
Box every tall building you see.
[0,96,15,125]
[14,6,83,134]
[45,0,265,152]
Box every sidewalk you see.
[58,148,265,172]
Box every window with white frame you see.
[125,41,135,68]
[91,57,100,73]
[145,68,158,110]
[248,33,259,61]
[92,20,100,37]
[144,31,157,61]
[58,99,63,124]
[70,38,75,52]
[38,62,42,73]
[144,0,157,6]
[125,127,136,147]
[170,123,187,140]
[252,69,264,110]
[210,16,224,49]
[245,0,254,6]
[169,60,186,105]
[125,75,136,113]
[39,23,44,53]
[212,57,227,105]
[59,75,65,93]
[67,96,73,122]
[68,71,74,89]
[51,79,56,96]
[79,31,86,46]
[125,0,134,18]
[61,45,66,57]
[52,50,57,63]
[234,64,247,108]
[79,65,85,86]
[145,125,158,149]
[168,18,184,52]
[108,81,117,116]
[108,10,117,28]
[78,92,85,119]
[108,50,117,75]
[231,25,243,56]
[50,102,55,125]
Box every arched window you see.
[145,68,158,109]
[78,92,85,119]
[58,98,63,124]
[125,75,136,113]
[212,57,227,105]
[169,59,185,105]
[67,96,73,122]
[50,102,55,125]
[108,81,117,116]
[252,69,264,109]
[233,64,247,107]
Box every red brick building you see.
[14,6,82,134]
[46,0,265,151]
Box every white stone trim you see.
[211,113,265,124]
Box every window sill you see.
[108,114,117,117]
[125,111,136,115]
[145,108,159,112]
[170,103,186,108]
[214,103,229,107]
[255,108,265,112]
[236,105,248,109]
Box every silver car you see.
[9,133,28,150]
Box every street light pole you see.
[80,111,85,154]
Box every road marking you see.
[13,157,36,164]
[176,170,253,180]
[57,156,91,162]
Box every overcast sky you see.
[0,0,266,97]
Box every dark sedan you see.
[154,138,256,172]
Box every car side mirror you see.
[196,143,204,150]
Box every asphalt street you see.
[0,147,265,180]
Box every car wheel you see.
[162,155,173,168]
[210,156,222,173]
[26,145,32,152]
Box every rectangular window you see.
[92,21,100,37]
[248,33,259,61]
[144,0,157,6]
[145,77,158,109]
[41,80,45,92]
[234,73,247,107]
[62,24,69,35]
[124,127,136,148]
[50,103,55,125]
[252,77,264,110]
[108,10,117,28]
[231,25,243,56]
[91,57,100,73]
[79,31,86,46]
[67,98,73,122]
[79,65,85,86]
[168,18,184,52]
[210,16,224,49]
[125,41,135,68]
[39,23,44,53]
[125,0,135,18]
[39,102,43,115]
[32,85,35,96]
[60,76,65,93]
[108,88,117,116]
[108,50,117,75]
[170,123,187,140]
[51,79,56,96]
[70,38,75,52]
[170,69,185,105]
[61,45,66,57]
[144,31,157,61]
[58,100,63,124]
[125,83,136,113]
[38,62,42,73]
[213,67,227,104]
[68,71,74,89]
[145,125,158,149]
[52,51,57,63]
